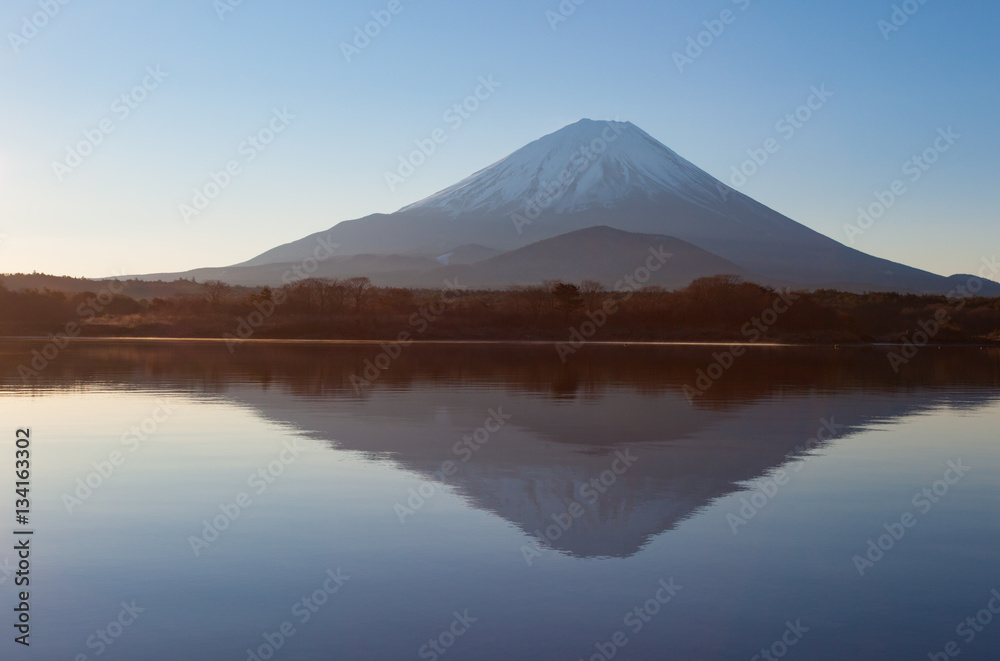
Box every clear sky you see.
[1,0,997,278]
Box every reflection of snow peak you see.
[521,449,638,565]
[394,407,513,524]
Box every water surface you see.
[1,341,998,660]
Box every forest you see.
[1,274,998,346]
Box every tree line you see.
[1,275,998,343]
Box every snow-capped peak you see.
[399,119,725,216]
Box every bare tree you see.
[380,287,415,312]
[199,280,232,306]
[344,276,372,313]
[686,275,744,306]
[511,285,549,323]
[580,279,604,311]
[318,279,346,314]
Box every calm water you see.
[1,341,999,660]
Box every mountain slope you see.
[424,226,752,289]
[397,118,727,216]
[233,120,962,293]
[131,227,754,289]
[434,244,501,265]
[144,119,979,294]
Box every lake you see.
[1,340,998,660]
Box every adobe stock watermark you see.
[878,0,931,41]
[887,264,998,373]
[179,107,295,223]
[852,458,971,576]
[843,127,959,245]
[62,400,179,514]
[749,620,810,661]
[683,289,799,403]
[545,0,591,31]
[224,236,340,352]
[350,278,465,392]
[340,0,413,63]
[672,0,753,74]
[385,75,501,192]
[188,438,306,556]
[51,66,168,183]
[717,85,834,202]
[213,0,249,21]
[417,610,478,661]
[574,578,681,661]
[0,555,14,586]
[394,407,512,523]
[8,0,75,55]
[556,246,673,362]
[521,450,638,566]
[927,588,1000,661]
[244,568,350,661]
[17,275,128,382]
[887,307,952,372]
[727,418,845,534]
[72,600,145,660]
[511,120,625,235]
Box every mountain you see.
[433,244,501,265]
[136,253,441,288]
[134,226,751,289]
[397,118,723,217]
[144,119,988,293]
[423,226,751,289]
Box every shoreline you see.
[0,336,996,349]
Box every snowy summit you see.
[399,119,727,216]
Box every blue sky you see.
[1,0,997,278]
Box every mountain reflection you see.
[4,341,999,558]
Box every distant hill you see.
[418,226,753,288]
[117,227,756,290]
[0,274,220,299]
[434,244,502,265]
